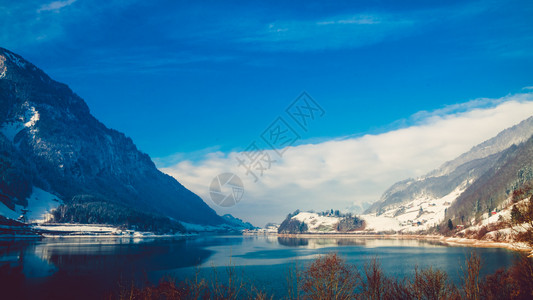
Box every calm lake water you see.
[0,235,521,299]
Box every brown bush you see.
[300,253,359,300]
[508,255,533,300]
[480,268,514,300]
[360,258,387,299]
[411,267,457,300]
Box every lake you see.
[0,235,520,299]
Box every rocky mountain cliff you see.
[0,47,223,230]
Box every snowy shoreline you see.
[0,221,249,239]
[0,223,196,239]
[276,232,533,255]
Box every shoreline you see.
[275,232,533,255]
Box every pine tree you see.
[511,205,522,224]
[447,219,454,230]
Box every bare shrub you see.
[382,277,413,300]
[508,255,533,300]
[461,252,482,300]
[300,253,359,300]
[360,258,386,300]
[480,268,514,300]
[411,266,456,300]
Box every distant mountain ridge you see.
[222,214,258,230]
[366,116,533,215]
[0,47,223,230]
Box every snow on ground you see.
[34,224,121,234]
[361,215,400,232]
[361,184,466,233]
[24,187,61,223]
[460,197,523,234]
[0,187,61,223]
[24,107,39,127]
[456,197,532,244]
[292,212,340,232]
[33,224,192,238]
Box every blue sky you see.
[1,0,532,158]
[2,0,533,224]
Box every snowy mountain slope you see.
[361,184,466,233]
[363,116,533,233]
[367,116,533,214]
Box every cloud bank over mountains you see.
[160,92,533,226]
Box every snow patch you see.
[3,52,26,69]
[23,187,61,223]
[0,55,6,79]
[24,107,40,127]
[0,106,40,143]
[34,224,120,234]
[0,187,62,223]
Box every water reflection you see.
[0,237,213,300]
[277,237,309,247]
[0,235,520,300]
[277,236,446,248]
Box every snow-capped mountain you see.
[361,116,533,233]
[366,116,533,215]
[0,47,224,231]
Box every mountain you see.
[360,116,533,233]
[366,116,533,215]
[0,47,223,231]
[446,134,533,223]
[221,214,258,230]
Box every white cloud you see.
[317,15,382,26]
[159,93,533,227]
[0,0,136,49]
[235,2,492,52]
[241,14,415,51]
[38,0,77,13]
